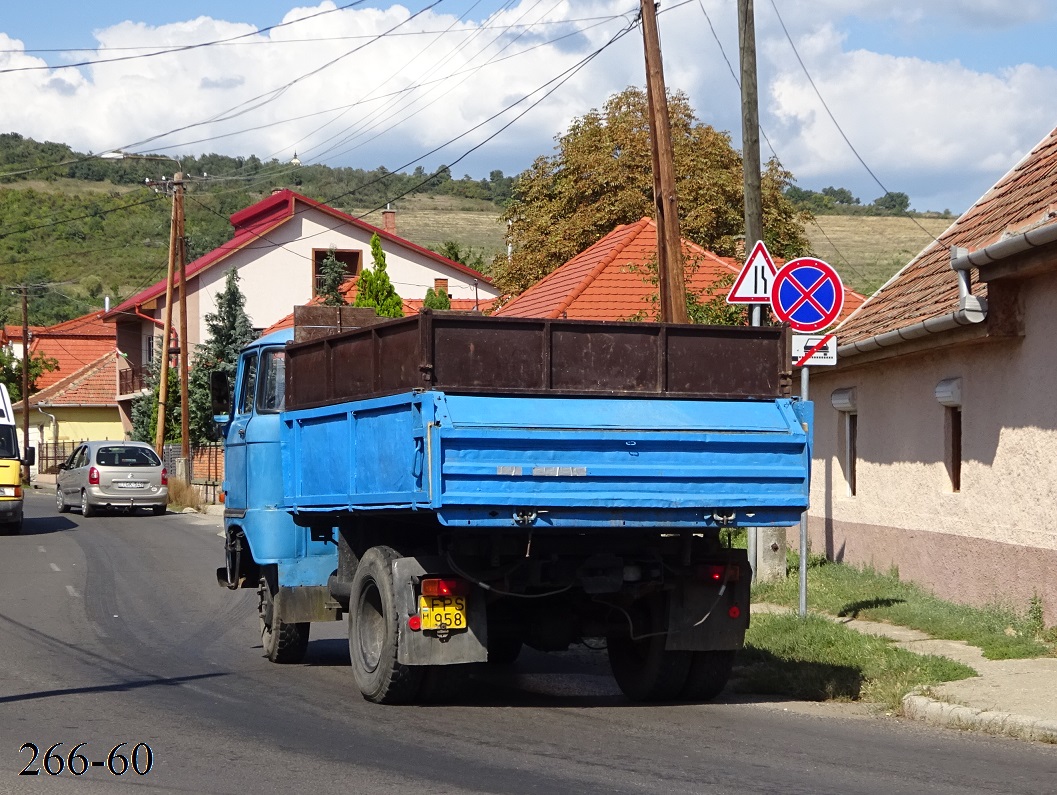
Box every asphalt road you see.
[2,490,1055,795]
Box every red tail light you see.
[161,468,168,486]
[697,563,739,583]
[421,578,469,597]
[12,486,22,498]
[88,466,100,485]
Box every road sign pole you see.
[799,364,809,617]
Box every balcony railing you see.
[118,365,147,396]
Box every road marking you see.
[50,563,61,572]
[66,585,80,598]
[37,546,46,553]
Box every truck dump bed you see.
[280,313,810,530]
[284,311,792,408]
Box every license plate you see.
[115,481,147,489]
[418,594,468,631]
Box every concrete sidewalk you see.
[758,604,1057,744]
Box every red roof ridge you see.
[553,216,653,318]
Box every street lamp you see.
[101,151,190,473]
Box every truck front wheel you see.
[348,545,424,704]
[259,567,310,664]
[607,594,691,702]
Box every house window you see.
[312,248,361,296]
[831,388,857,497]
[936,378,963,493]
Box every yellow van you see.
[1,383,34,533]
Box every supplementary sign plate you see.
[792,333,837,366]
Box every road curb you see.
[903,693,1057,744]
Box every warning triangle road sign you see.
[727,240,778,304]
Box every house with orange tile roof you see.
[12,351,124,477]
[494,216,864,323]
[28,311,116,392]
[102,188,499,431]
[807,124,1057,624]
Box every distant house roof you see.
[29,311,115,392]
[838,125,1057,346]
[104,189,491,319]
[20,351,118,410]
[495,216,865,323]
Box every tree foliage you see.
[317,246,348,306]
[628,257,747,326]
[422,287,451,310]
[354,234,404,318]
[129,341,181,445]
[0,347,59,401]
[187,268,257,443]
[492,87,810,295]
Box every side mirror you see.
[57,462,66,471]
[210,370,231,423]
[23,447,36,467]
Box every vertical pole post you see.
[799,365,810,617]
[176,173,191,476]
[640,0,688,324]
[20,286,30,484]
[155,178,178,455]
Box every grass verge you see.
[166,478,202,512]
[736,613,976,711]
[754,559,1054,660]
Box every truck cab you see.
[212,329,339,662]
[0,384,35,533]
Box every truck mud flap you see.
[274,585,342,623]
[664,557,751,651]
[393,556,488,665]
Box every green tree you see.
[354,233,404,318]
[187,268,256,443]
[628,257,747,326]
[317,246,348,306]
[873,191,911,214]
[422,287,451,310]
[0,347,59,401]
[493,86,809,295]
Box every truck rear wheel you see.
[348,545,423,704]
[259,567,310,664]
[680,650,735,702]
[607,594,691,702]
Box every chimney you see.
[382,208,396,234]
[271,187,284,195]
[434,278,449,297]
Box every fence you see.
[39,442,79,475]
[161,443,225,504]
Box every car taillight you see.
[421,577,469,597]
[12,486,21,498]
[697,563,739,583]
[88,467,100,485]
[161,468,168,486]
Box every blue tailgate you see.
[282,391,811,529]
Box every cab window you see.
[237,352,259,416]
[257,349,286,413]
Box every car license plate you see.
[418,594,468,631]
[115,481,147,489]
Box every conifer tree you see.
[354,233,404,318]
[317,246,348,306]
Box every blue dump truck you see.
[212,309,811,704]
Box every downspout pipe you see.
[36,405,57,445]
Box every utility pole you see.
[154,176,179,455]
[175,173,191,474]
[640,0,688,324]
[739,0,786,582]
[20,285,30,484]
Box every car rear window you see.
[96,446,161,467]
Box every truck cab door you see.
[224,350,258,514]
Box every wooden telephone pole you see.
[154,172,186,464]
[640,0,689,324]
[20,286,30,484]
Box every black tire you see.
[607,594,691,702]
[680,650,735,702]
[80,490,96,518]
[151,504,166,516]
[56,486,69,514]
[348,545,423,704]
[259,569,310,664]
[487,635,523,665]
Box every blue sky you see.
[3,1,1057,222]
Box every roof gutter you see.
[832,248,989,359]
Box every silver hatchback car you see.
[56,441,169,517]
